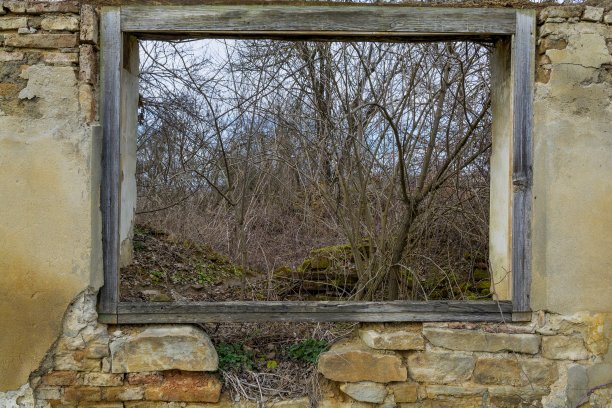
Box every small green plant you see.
[217,343,255,371]
[149,269,166,283]
[287,339,328,364]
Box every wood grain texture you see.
[511,10,535,313]
[120,5,517,36]
[99,8,122,315]
[112,301,512,323]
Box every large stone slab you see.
[110,326,218,373]
[407,352,475,384]
[339,382,387,403]
[318,343,406,383]
[423,328,540,354]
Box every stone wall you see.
[1,2,611,407]
[3,289,611,408]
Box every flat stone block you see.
[423,328,540,354]
[110,326,218,373]
[359,327,424,351]
[407,352,475,384]
[339,382,387,403]
[318,343,407,383]
[388,382,418,403]
[5,33,77,49]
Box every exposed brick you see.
[62,386,102,402]
[54,351,101,372]
[79,44,96,84]
[102,386,144,401]
[80,4,98,45]
[144,371,222,403]
[82,372,124,387]
[41,15,79,32]
[127,372,164,385]
[42,51,78,65]
[0,16,28,30]
[41,371,78,386]
[35,386,62,400]
[0,50,24,62]
[5,33,77,49]
[26,1,80,14]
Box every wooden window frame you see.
[97,5,535,324]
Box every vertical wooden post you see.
[511,10,536,318]
[99,7,122,318]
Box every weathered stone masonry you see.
[1,2,611,407]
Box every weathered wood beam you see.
[120,6,517,36]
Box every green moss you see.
[473,268,489,281]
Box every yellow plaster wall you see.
[531,22,612,314]
[0,65,102,390]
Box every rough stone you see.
[79,44,97,84]
[82,373,124,387]
[54,352,101,372]
[423,328,540,354]
[0,50,25,62]
[110,326,218,373]
[79,83,96,123]
[34,385,62,400]
[407,352,475,384]
[566,364,589,408]
[582,6,604,22]
[520,359,558,386]
[80,4,98,45]
[41,15,79,32]
[42,51,79,65]
[425,385,486,397]
[41,371,78,386]
[473,358,522,386]
[3,1,26,13]
[5,33,77,49]
[318,343,407,383]
[144,371,222,403]
[487,385,550,398]
[359,328,424,350]
[339,382,387,403]
[25,1,80,14]
[266,397,310,408]
[0,16,27,30]
[388,383,418,403]
[542,335,589,360]
[102,386,145,401]
[127,372,164,385]
[540,6,583,22]
[63,386,102,402]
[605,11,612,25]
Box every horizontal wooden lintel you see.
[120,5,517,36]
